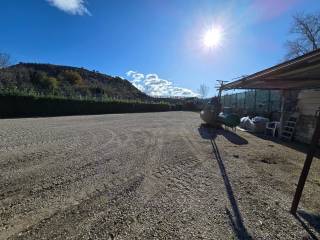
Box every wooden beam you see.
[264,77,320,81]
[274,62,320,77]
[222,79,320,90]
[221,50,320,91]
[291,108,320,214]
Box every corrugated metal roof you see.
[222,48,320,90]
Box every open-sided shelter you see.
[220,48,320,214]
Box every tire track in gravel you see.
[0,118,162,239]
[0,127,115,191]
[1,126,118,236]
[5,128,160,239]
[7,131,207,239]
[0,112,238,239]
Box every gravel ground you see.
[0,111,319,239]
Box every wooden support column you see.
[291,109,320,214]
[279,90,285,138]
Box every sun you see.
[202,26,223,49]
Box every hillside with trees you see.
[0,63,149,100]
[0,62,203,117]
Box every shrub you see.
[31,71,59,90]
[60,70,84,86]
[43,77,59,90]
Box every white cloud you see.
[126,70,200,98]
[126,71,144,82]
[46,0,90,15]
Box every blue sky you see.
[0,0,319,97]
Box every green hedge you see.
[0,95,174,118]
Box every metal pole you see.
[216,80,228,113]
[218,87,223,113]
[235,93,238,109]
[254,90,257,114]
[244,91,247,112]
[268,90,271,113]
[291,109,320,214]
[279,91,285,138]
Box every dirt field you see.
[0,111,319,239]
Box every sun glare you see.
[202,26,223,49]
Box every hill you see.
[0,63,149,100]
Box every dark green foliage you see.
[0,94,174,118]
[31,71,59,90]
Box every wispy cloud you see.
[126,70,199,97]
[46,0,90,15]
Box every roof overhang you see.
[221,49,320,90]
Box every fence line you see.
[221,90,281,115]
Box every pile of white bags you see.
[240,116,253,130]
[240,116,269,133]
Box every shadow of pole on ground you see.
[198,124,251,239]
[210,138,252,239]
[294,211,320,240]
[199,124,319,239]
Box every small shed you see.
[221,49,320,144]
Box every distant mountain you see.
[0,63,149,100]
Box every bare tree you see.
[0,53,11,68]
[198,84,209,99]
[285,12,320,59]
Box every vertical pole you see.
[268,90,271,113]
[254,90,257,114]
[218,87,223,113]
[279,91,282,111]
[279,91,285,138]
[291,109,320,214]
[244,91,247,112]
[235,93,238,110]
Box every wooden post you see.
[291,109,320,214]
[279,91,285,138]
